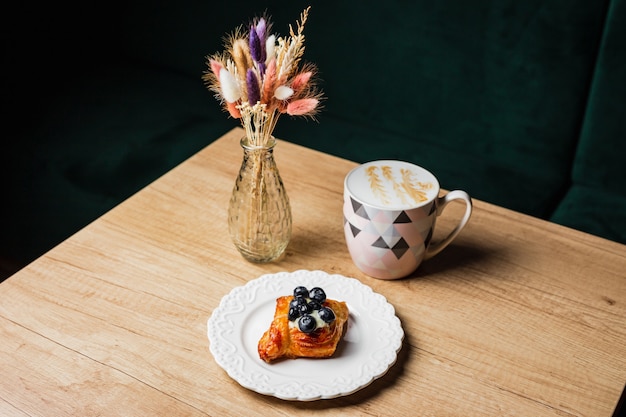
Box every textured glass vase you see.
[228,136,292,262]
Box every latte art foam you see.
[345,160,439,210]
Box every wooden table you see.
[1,127,625,416]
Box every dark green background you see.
[3,0,625,280]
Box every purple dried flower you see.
[255,18,266,43]
[246,69,261,105]
[256,19,267,62]
[249,25,264,64]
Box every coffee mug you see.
[343,160,472,279]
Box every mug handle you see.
[424,190,473,260]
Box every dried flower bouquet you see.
[203,6,323,147]
[203,7,322,262]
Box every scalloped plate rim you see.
[207,269,404,401]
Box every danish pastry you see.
[258,286,349,363]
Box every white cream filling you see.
[289,298,330,330]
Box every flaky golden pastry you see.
[258,295,349,363]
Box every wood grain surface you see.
[1,127,625,416]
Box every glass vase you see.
[228,136,292,262]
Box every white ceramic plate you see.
[207,269,404,401]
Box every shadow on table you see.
[412,241,496,279]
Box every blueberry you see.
[318,307,336,323]
[309,287,326,303]
[289,297,306,310]
[288,307,300,321]
[308,300,322,311]
[294,286,309,298]
[297,302,311,315]
[298,314,317,333]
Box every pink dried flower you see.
[286,98,318,116]
[290,71,312,95]
[210,59,222,78]
[261,58,277,105]
[226,101,241,119]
